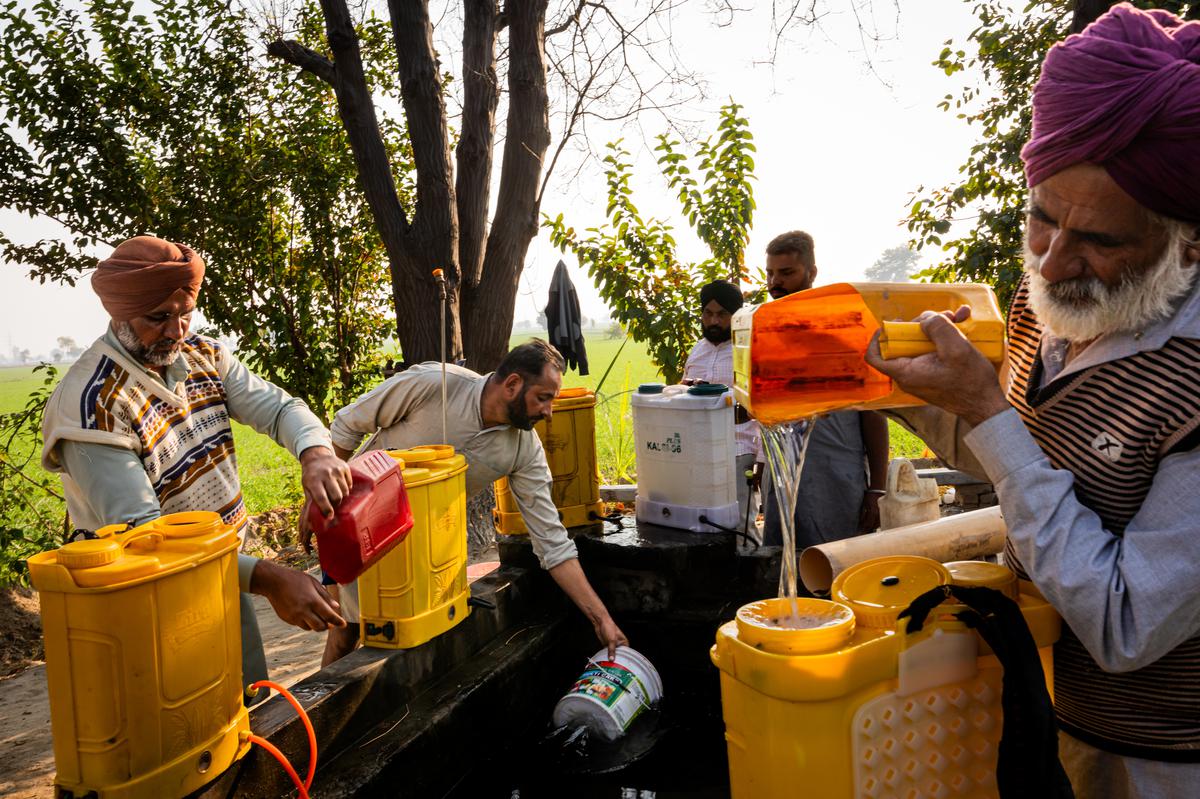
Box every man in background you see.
[682,279,760,532]
[761,230,889,547]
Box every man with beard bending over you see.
[683,280,761,532]
[316,339,627,665]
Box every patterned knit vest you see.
[1005,278,1200,759]
[79,335,247,529]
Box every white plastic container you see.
[878,458,941,530]
[631,383,739,532]
[551,646,664,742]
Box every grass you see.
[1,334,933,516]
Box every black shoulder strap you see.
[900,584,1074,799]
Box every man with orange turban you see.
[868,5,1200,795]
[42,235,353,693]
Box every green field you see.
[1,334,928,520]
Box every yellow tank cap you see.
[736,597,855,655]
[56,538,123,569]
[388,447,439,464]
[946,560,1019,600]
[154,511,224,539]
[414,444,456,459]
[551,388,596,411]
[831,555,950,628]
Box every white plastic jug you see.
[631,383,738,532]
[878,459,940,530]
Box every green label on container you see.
[569,662,638,709]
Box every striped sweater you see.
[1004,278,1200,759]
[43,334,247,531]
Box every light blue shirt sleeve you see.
[220,349,331,458]
[964,409,1200,673]
[57,441,260,593]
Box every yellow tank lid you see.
[946,560,1019,600]
[552,387,595,410]
[57,538,123,569]
[414,444,456,459]
[389,446,468,487]
[735,597,856,655]
[831,556,950,629]
[387,447,436,465]
[154,511,224,539]
[29,514,238,592]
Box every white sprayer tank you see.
[631,383,739,532]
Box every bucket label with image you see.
[568,661,648,729]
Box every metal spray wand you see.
[432,269,448,445]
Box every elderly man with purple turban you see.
[867,5,1200,795]
[42,236,353,696]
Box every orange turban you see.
[91,236,206,321]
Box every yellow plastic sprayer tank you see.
[358,445,471,648]
[494,386,604,533]
[731,282,1007,424]
[27,512,249,799]
[710,556,1060,799]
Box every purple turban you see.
[1021,3,1200,223]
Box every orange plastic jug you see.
[309,449,414,585]
[731,282,1006,425]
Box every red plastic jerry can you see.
[309,449,414,585]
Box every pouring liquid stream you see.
[760,418,818,625]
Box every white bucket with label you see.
[551,646,664,742]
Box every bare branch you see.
[545,0,586,38]
[537,0,706,197]
[266,38,336,85]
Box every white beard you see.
[1023,235,1195,343]
[113,321,182,367]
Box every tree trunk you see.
[388,0,462,363]
[276,0,558,371]
[456,0,500,290]
[461,0,551,372]
[273,0,462,365]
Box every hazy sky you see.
[0,1,988,356]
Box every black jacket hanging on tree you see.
[545,259,589,375]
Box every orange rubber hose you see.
[248,679,318,792]
[247,734,310,799]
